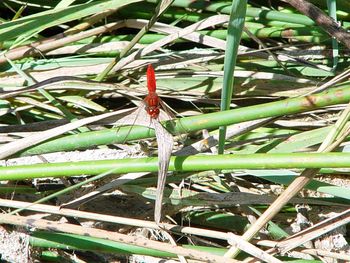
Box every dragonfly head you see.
[147,107,160,119]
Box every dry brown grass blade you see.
[297,248,350,261]
[175,118,273,156]
[125,18,227,50]
[0,198,230,240]
[124,18,280,60]
[0,109,132,160]
[252,240,350,262]
[15,96,63,115]
[0,214,240,263]
[275,208,350,254]
[113,15,230,72]
[61,172,149,209]
[0,198,291,261]
[0,22,125,65]
[161,230,187,263]
[251,209,350,261]
[96,0,175,80]
[227,233,282,263]
[0,76,116,99]
[303,68,350,95]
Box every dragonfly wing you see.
[113,105,150,127]
[153,119,174,224]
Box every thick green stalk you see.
[146,0,315,25]
[73,26,324,45]
[3,153,350,180]
[21,84,350,155]
[31,231,226,258]
[119,2,211,23]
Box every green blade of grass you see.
[147,0,315,25]
[218,0,247,154]
[327,0,339,69]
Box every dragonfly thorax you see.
[144,92,160,119]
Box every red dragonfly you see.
[60,66,174,219]
[144,64,161,119]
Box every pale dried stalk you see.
[0,214,240,263]
[275,208,350,253]
[0,22,125,64]
[60,172,149,209]
[247,209,350,261]
[0,198,287,262]
[227,233,282,263]
[125,18,227,50]
[0,198,229,240]
[113,15,230,72]
[96,0,175,80]
[0,77,116,99]
[124,19,289,61]
[0,109,130,159]
[225,104,350,258]
[175,118,272,156]
[250,240,350,262]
